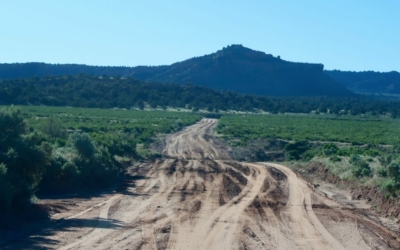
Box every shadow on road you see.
[2,217,124,249]
[0,173,148,249]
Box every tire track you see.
[8,118,398,249]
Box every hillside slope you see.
[326,70,400,95]
[0,45,353,97]
[140,45,353,96]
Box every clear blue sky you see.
[1,0,399,71]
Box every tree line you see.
[2,74,400,116]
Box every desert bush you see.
[377,167,388,177]
[61,161,80,182]
[69,132,96,159]
[350,155,371,177]
[40,117,67,140]
[380,179,400,197]
[284,141,310,161]
[388,162,400,183]
[0,108,48,211]
[0,108,26,151]
[90,132,137,158]
[329,155,342,162]
[378,155,393,167]
[322,143,338,156]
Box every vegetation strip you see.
[0,106,201,227]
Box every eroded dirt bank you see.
[2,119,400,249]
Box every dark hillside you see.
[0,45,353,97]
[326,70,400,95]
[142,45,353,97]
[0,63,167,80]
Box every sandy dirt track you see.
[4,118,400,249]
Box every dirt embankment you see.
[2,119,400,249]
[300,161,400,220]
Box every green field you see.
[217,114,400,145]
[15,106,202,144]
[217,113,400,197]
[0,106,202,210]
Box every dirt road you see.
[4,119,399,249]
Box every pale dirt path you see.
[263,163,345,250]
[162,118,230,160]
[4,118,399,249]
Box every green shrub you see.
[40,117,67,140]
[378,155,393,167]
[90,132,137,158]
[377,167,388,177]
[0,108,26,152]
[363,149,380,157]
[62,161,80,181]
[388,162,400,183]
[0,108,48,210]
[329,155,342,162]
[284,141,310,161]
[322,143,338,156]
[380,179,399,196]
[302,149,319,161]
[350,155,371,177]
[69,132,96,159]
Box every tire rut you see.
[7,118,399,250]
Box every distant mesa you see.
[0,45,354,97]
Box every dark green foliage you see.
[378,159,400,196]
[366,158,374,162]
[322,143,339,156]
[387,162,400,183]
[69,132,96,159]
[0,108,48,211]
[380,180,400,197]
[70,143,120,187]
[350,155,371,178]
[0,108,26,152]
[40,117,67,139]
[377,167,388,177]
[61,161,80,181]
[0,75,400,115]
[336,147,365,157]
[363,149,380,157]
[378,155,393,167]
[301,148,320,161]
[329,155,342,162]
[284,141,310,161]
[91,132,137,158]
